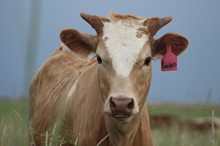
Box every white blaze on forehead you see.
[103,20,149,77]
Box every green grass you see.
[149,103,220,146]
[0,99,29,146]
[0,99,28,118]
[0,99,219,146]
[152,125,220,146]
[148,103,220,121]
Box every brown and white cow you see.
[29,12,189,146]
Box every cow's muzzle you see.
[109,96,134,118]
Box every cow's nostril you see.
[127,99,134,110]
[110,97,116,108]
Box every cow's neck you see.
[105,105,152,146]
[105,116,139,146]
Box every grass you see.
[149,103,220,146]
[0,99,29,146]
[152,124,220,146]
[0,99,219,146]
[148,103,220,121]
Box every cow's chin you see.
[108,113,134,123]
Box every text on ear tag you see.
[161,45,178,71]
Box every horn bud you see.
[80,13,109,35]
[146,16,173,36]
[160,16,173,28]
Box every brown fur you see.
[110,13,144,21]
[60,29,98,58]
[29,48,94,145]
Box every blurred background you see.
[0,0,220,104]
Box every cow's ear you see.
[153,33,189,57]
[60,29,99,58]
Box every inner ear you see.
[60,29,98,58]
[153,33,189,57]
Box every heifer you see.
[29,12,189,146]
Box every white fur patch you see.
[103,20,149,77]
[66,79,78,102]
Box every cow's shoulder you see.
[29,47,96,112]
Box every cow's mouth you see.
[110,113,133,122]
[113,114,130,118]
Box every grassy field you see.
[0,99,29,146]
[149,103,220,121]
[149,103,220,146]
[0,99,219,146]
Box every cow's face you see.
[60,13,189,121]
[96,15,154,119]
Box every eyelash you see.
[144,57,152,65]
[97,55,102,64]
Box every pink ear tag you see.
[161,45,178,71]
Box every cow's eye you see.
[97,55,102,64]
[144,57,152,65]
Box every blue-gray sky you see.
[0,0,220,103]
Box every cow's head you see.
[60,13,189,121]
